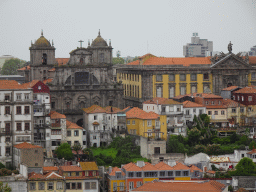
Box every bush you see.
[205,144,221,155]
[0,163,5,169]
[6,170,12,175]
[228,185,233,192]
[249,140,256,149]
[12,170,19,174]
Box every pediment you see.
[70,48,92,55]
[210,53,251,69]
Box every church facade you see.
[116,47,256,108]
[19,31,124,125]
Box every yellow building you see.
[28,172,65,192]
[124,107,167,140]
[116,53,256,108]
[66,120,84,147]
[107,167,126,192]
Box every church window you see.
[94,101,99,105]
[180,86,186,95]
[169,74,175,81]
[169,86,175,98]
[80,58,84,65]
[100,53,104,63]
[79,102,85,108]
[109,101,113,106]
[191,74,197,81]
[156,86,162,97]
[180,74,186,81]
[66,102,70,109]
[51,102,55,109]
[42,53,47,65]
[203,73,209,80]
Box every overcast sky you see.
[0,0,255,61]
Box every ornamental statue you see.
[228,41,233,53]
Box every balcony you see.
[0,129,11,136]
[52,123,61,128]
[185,114,192,118]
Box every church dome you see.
[91,30,108,47]
[34,31,51,47]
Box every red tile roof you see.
[143,97,181,105]
[122,162,142,171]
[132,180,226,191]
[234,86,256,94]
[66,120,83,129]
[48,68,56,72]
[0,80,27,90]
[223,98,245,107]
[14,142,42,149]
[56,58,69,66]
[127,56,212,67]
[108,167,125,176]
[206,105,227,109]
[125,107,159,120]
[43,166,59,172]
[249,56,256,64]
[154,162,173,170]
[104,106,122,114]
[21,80,40,88]
[247,148,256,154]
[221,86,239,91]
[172,162,190,170]
[44,172,63,180]
[189,165,203,173]
[60,166,82,172]
[49,111,66,119]
[43,78,53,84]
[141,163,158,171]
[28,172,45,180]
[183,101,205,108]
[82,105,106,114]
[17,65,31,71]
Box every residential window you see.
[77,182,82,189]
[57,182,63,190]
[16,106,21,114]
[203,85,210,93]
[5,106,10,114]
[241,96,244,101]
[147,120,152,127]
[249,96,253,102]
[83,131,86,135]
[119,182,124,191]
[132,120,135,125]
[203,73,209,80]
[113,182,117,191]
[66,183,71,189]
[183,171,189,176]
[248,107,252,112]
[211,101,214,105]
[180,86,186,95]
[191,85,197,94]
[67,141,71,145]
[74,130,79,136]
[51,102,55,109]
[205,101,209,105]
[5,95,10,101]
[24,106,30,114]
[76,172,80,176]
[232,108,236,113]
[169,74,175,81]
[30,182,36,190]
[127,120,130,125]
[156,75,162,82]
[93,136,97,140]
[129,182,134,190]
[169,86,175,98]
[85,182,90,189]
[91,182,96,189]
[100,53,104,62]
[199,109,203,115]
[176,171,181,176]
[25,94,30,100]
[219,101,221,105]
[137,181,142,187]
[94,115,97,120]
[6,147,10,156]
[67,131,71,136]
[252,72,256,79]
[155,120,160,128]
[16,123,22,131]
[39,182,45,190]
[208,111,212,115]
[191,74,197,81]
[177,107,181,112]
[16,94,21,100]
[240,108,244,113]
[193,108,196,113]
[25,123,30,131]
[128,172,134,177]
[221,110,225,115]
[168,171,173,176]
[136,172,142,177]
[186,110,190,115]
[71,183,76,189]
[156,86,162,97]
[237,96,240,101]
[160,171,165,176]
[48,182,54,190]
[214,111,218,115]
[180,74,186,81]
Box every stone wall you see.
[21,148,44,168]
[232,176,256,190]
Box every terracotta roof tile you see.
[172,162,190,170]
[234,86,256,94]
[79,162,99,171]
[0,80,27,90]
[221,86,239,91]
[183,100,205,108]
[56,58,69,66]
[206,105,227,109]
[66,120,83,129]
[108,167,125,176]
[125,107,159,120]
[14,142,42,149]
[122,163,142,171]
[17,65,30,71]
[132,180,226,191]
[49,111,66,119]
[48,68,56,72]
[21,80,40,88]
[127,56,211,66]
[141,163,158,171]
[43,78,53,84]
[223,98,244,107]
[249,56,256,64]
[82,105,106,114]
[189,165,203,172]
[104,106,122,113]
[247,148,256,154]
[28,172,45,180]
[60,166,82,172]
[206,170,216,174]
[43,166,59,172]
[65,176,100,180]
[143,97,181,105]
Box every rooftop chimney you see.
[167,160,176,167]
[136,161,145,167]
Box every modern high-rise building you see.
[183,33,213,57]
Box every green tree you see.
[55,143,73,160]
[230,132,240,143]
[200,114,210,127]
[83,148,95,161]
[167,136,185,153]
[112,57,125,65]
[188,127,201,146]
[230,157,256,176]
[1,58,26,75]
[73,143,82,160]
[249,140,256,150]
[0,181,11,192]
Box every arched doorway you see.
[77,119,83,127]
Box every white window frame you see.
[147,120,152,127]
